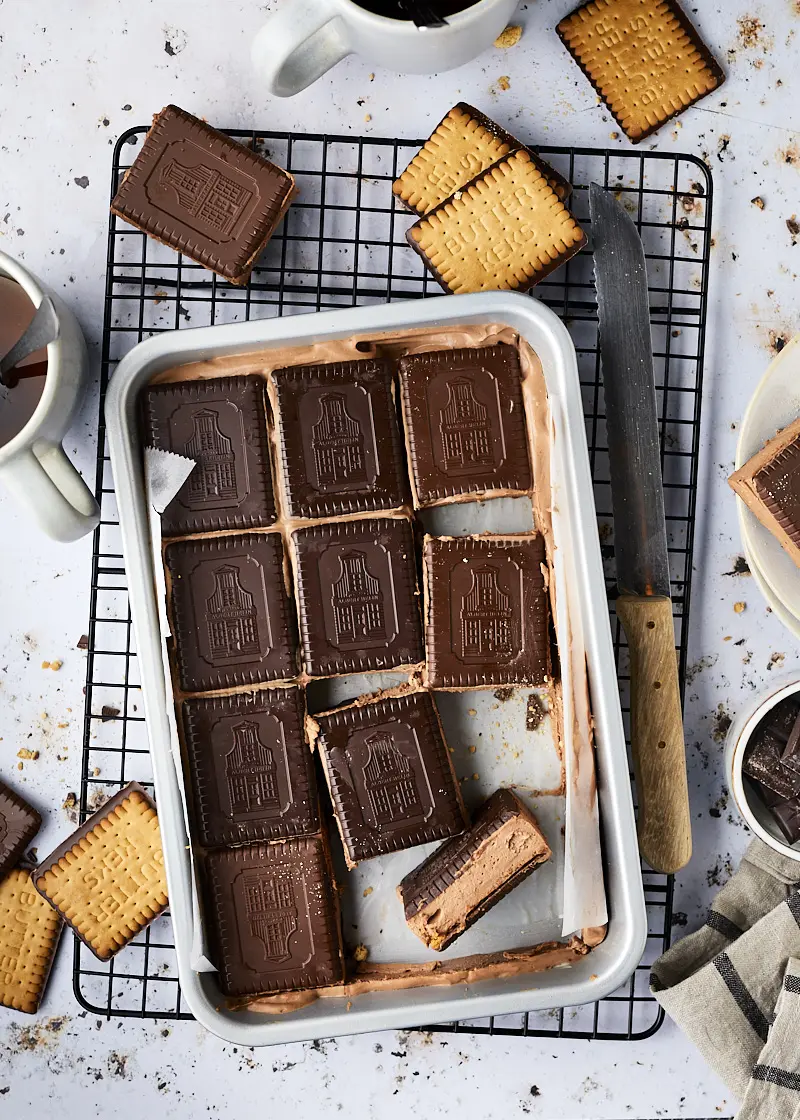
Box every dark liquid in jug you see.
[0,276,48,447]
[355,1,475,17]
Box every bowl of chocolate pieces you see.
[727,676,800,858]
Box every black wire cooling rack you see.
[74,124,712,1039]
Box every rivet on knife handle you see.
[616,594,691,875]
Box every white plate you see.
[735,333,800,632]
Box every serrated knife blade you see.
[589,182,691,875]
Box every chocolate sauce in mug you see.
[355,1,475,17]
[0,276,48,446]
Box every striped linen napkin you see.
[651,839,800,1114]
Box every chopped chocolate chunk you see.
[770,796,800,845]
[166,533,297,692]
[271,358,407,519]
[423,534,550,689]
[111,105,295,284]
[181,688,319,846]
[292,517,423,677]
[398,789,551,951]
[742,729,800,801]
[0,781,41,879]
[762,696,800,742]
[203,837,344,997]
[142,376,276,535]
[781,711,800,776]
[315,690,467,866]
[398,344,531,506]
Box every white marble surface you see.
[2,0,799,1114]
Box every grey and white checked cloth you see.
[651,839,800,1115]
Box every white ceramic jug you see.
[252,0,519,97]
[0,250,100,542]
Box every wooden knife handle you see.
[616,594,692,875]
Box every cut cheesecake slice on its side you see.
[729,416,800,567]
[398,789,552,952]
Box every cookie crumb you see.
[751,196,765,209]
[734,601,746,613]
[353,944,369,962]
[363,886,373,897]
[41,660,51,670]
[17,748,39,760]
[497,75,511,91]
[494,24,522,49]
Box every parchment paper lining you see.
[144,322,607,1004]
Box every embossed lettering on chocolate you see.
[181,688,318,847]
[291,516,423,676]
[314,690,467,867]
[143,375,276,535]
[398,344,532,506]
[423,534,550,688]
[110,105,295,284]
[203,837,344,997]
[165,533,297,692]
[270,358,408,519]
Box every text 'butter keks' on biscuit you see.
[406,149,586,295]
[34,783,168,961]
[393,103,571,216]
[557,0,724,143]
[0,868,63,1014]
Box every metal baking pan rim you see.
[104,290,646,1046]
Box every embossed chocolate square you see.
[315,690,467,867]
[0,781,41,879]
[203,837,344,997]
[270,358,407,519]
[292,517,423,677]
[423,535,550,689]
[398,344,531,506]
[143,375,276,536]
[111,105,295,284]
[181,687,319,847]
[166,533,297,692]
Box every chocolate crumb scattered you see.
[76,634,89,650]
[723,556,751,576]
[494,687,514,702]
[526,694,547,732]
[101,705,120,722]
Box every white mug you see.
[0,250,100,542]
[252,0,520,97]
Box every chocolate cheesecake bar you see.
[203,836,344,997]
[313,689,467,867]
[729,416,800,567]
[398,789,551,951]
[111,105,295,285]
[423,534,550,689]
[398,344,531,507]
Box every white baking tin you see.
[104,291,646,1045]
